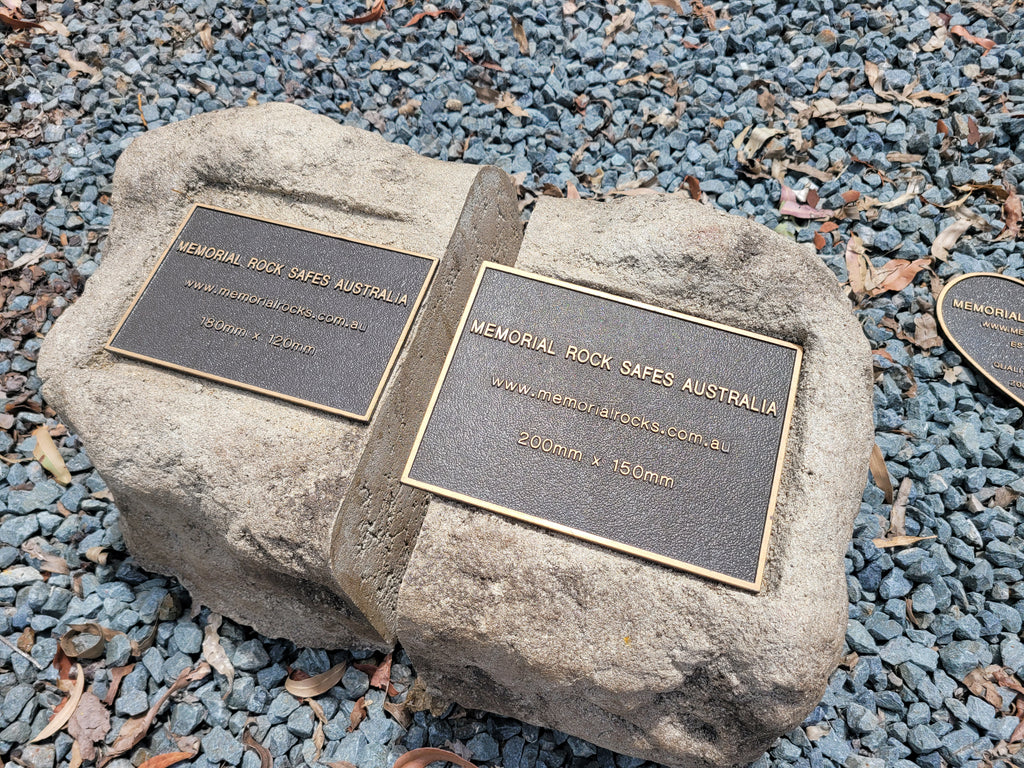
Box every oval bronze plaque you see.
[937,272,1024,409]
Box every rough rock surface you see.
[396,195,874,767]
[38,103,522,649]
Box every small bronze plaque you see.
[403,264,802,590]
[106,204,437,420]
[937,272,1024,409]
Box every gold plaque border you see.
[105,203,440,422]
[936,271,1024,410]
[402,262,803,592]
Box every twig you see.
[0,634,45,670]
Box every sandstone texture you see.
[396,195,874,766]
[38,103,522,649]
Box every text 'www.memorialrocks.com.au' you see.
[490,374,733,453]
[183,279,363,329]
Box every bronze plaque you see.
[937,272,1024,408]
[106,204,437,420]
[403,264,802,590]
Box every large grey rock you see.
[396,195,873,766]
[38,103,522,649]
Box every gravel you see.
[2,0,1024,767]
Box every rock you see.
[201,725,244,764]
[38,103,522,648]
[397,195,874,767]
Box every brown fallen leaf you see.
[950,25,996,53]
[370,58,413,71]
[682,175,701,201]
[242,726,272,768]
[872,535,937,549]
[60,623,115,660]
[57,49,102,83]
[403,8,460,26]
[993,668,1024,696]
[67,692,111,761]
[195,21,214,52]
[22,540,69,575]
[348,696,369,732]
[888,477,913,537]
[913,314,943,350]
[104,663,136,706]
[32,426,71,484]
[511,16,529,55]
[922,25,947,52]
[17,627,34,654]
[31,663,85,743]
[369,652,392,690]
[393,747,480,768]
[0,10,40,29]
[100,663,211,766]
[494,92,528,118]
[326,762,359,768]
[779,185,835,219]
[995,183,1022,241]
[85,546,109,564]
[932,217,973,261]
[650,0,684,11]
[967,116,981,146]
[603,9,634,49]
[202,614,234,698]
[383,700,413,729]
[872,258,931,295]
[869,443,894,504]
[138,752,197,768]
[963,667,1007,709]
[284,661,346,698]
[344,0,386,24]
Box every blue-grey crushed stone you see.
[1,0,1024,766]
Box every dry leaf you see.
[0,10,40,29]
[345,0,386,24]
[60,623,115,660]
[85,546,109,564]
[950,25,996,53]
[922,25,947,51]
[326,763,359,768]
[195,21,214,52]
[348,696,369,732]
[913,314,943,350]
[202,614,234,698]
[369,653,392,690]
[284,661,346,698]
[22,540,69,575]
[869,443,894,504]
[963,667,1007,709]
[57,50,102,83]
[138,753,196,768]
[104,663,136,706]
[392,747,480,768]
[603,9,634,49]
[31,663,84,743]
[100,663,211,766]
[566,182,581,200]
[32,426,71,484]
[690,0,716,29]
[494,92,528,118]
[38,18,69,35]
[932,217,973,261]
[682,175,701,201]
[370,58,412,71]
[67,692,111,761]
[511,16,529,55]
[995,184,1022,241]
[889,477,913,536]
[383,700,413,729]
[872,258,930,294]
[650,0,684,11]
[242,727,272,768]
[872,535,937,549]
[17,627,34,653]
[403,8,460,26]
[779,185,834,219]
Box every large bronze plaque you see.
[106,204,437,420]
[403,264,802,590]
[937,272,1024,408]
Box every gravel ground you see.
[2,1,1024,767]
